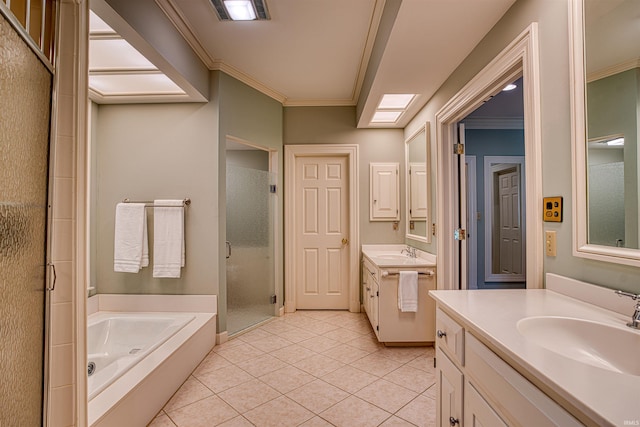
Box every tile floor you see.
[150,310,437,427]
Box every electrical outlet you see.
[545,230,557,256]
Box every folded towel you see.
[114,203,148,273]
[398,271,418,312]
[153,199,185,278]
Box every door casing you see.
[435,24,543,290]
[284,144,360,312]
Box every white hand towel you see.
[398,271,418,312]
[153,199,185,278]
[114,203,148,273]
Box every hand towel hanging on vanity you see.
[153,199,185,278]
[113,203,149,273]
[398,271,418,312]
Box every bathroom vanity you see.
[361,245,436,344]
[430,276,640,427]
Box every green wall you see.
[283,106,406,245]
[406,0,640,293]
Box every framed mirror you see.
[405,122,431,243]
[570,0,640,266]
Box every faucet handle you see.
[615,290,640,301]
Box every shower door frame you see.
[224,136,280,335]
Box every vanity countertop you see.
[361,244,436,267]
[429,289,640,427]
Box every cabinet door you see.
[436,348,463,427]
[370,280,379,337]
[465,380,507,427]
[370,163,400,220]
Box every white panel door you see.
[370,163,399,220]
[498,170,522,275]
[409,162,428,219]
[295,156,350,309]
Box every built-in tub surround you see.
[87,295,216,427]
[430,274,640,427]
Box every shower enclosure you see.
[0,11,53,425]
[226,148,275,335]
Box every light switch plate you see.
[543,196,563,222]
[545,230,557,256]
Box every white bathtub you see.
[87,313,195,400]
[87,295,217,427]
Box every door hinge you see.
[453,143,464,155]
[432,223,436,236]
[454,228,466,240]
[269,184,277,194]
[376,325,379,331]
[270,294,277,304]
[434,357,437,368]
[376,291,379,297]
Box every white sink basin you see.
[517,316,640,376]
[374,254,410,261]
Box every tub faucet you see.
[614,290,640,329]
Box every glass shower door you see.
[0,13,52,426]
[226,163,275,335]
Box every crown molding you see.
[89,87,195,104]
[155,0,217,68]
[587,58,640,83]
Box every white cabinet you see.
[370,163,400,221]
[362,258,379,333]
[361,255,436,343]
[434,308,584,427]
[465,380,507,427]
[436,347,463,427]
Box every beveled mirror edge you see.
[569,0,640,267]
[405,121,431,243]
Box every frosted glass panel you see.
[0,14,52,426]
[588,162,625,246]
[226,164,274,334]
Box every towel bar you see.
[381,270,434,277]
[122,198,191,208]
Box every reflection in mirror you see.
[571,0,640,265]
[405,122,430,242]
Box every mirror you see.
[570,0,640,265]
[405,122,431,243]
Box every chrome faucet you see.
[401,246,417,258]
[615,290,640,329]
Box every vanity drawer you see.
[363,257,379,283]
[435,308,464,365]
[465,332,583,427]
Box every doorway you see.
[435,24,543,290]
[225,138,276,335]
[460,76,527,289]
[284,145,360,313]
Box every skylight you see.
[372,111,403,123]
[378,94,415,110]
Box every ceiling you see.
[91,0,517,128]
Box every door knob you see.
[342,238,349,245]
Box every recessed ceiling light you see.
[211,0,270,21]
[224,1,256,20]
[378,94,415,110]
[503,83,517,91]
[605,137,624,146]
[372,111,403,123]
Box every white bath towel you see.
[153,199,185,278]
[398,271,418,312]
[114,203,148,273]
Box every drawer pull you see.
[449,417,460,426]
[437,330,447,338]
